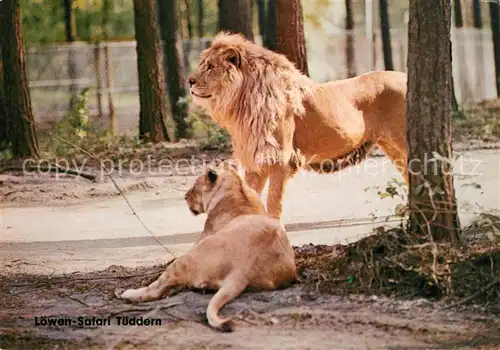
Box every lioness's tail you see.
[306,140,375,174]
[206,275,247,332]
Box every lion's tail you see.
[206,275,247,332]
[305,140,375,174]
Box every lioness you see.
[188,32,408,219]
[116,166,296,332]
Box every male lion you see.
[187,32,408,219]
[116,165,296,332]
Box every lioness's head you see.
[184,163,239,215]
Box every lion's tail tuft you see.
[306,140,375,174]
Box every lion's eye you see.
[207,63,213,71]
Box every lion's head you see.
[187,32,313,171]
[184,162,241,216]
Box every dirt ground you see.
[1,255,500,350]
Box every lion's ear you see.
[207,168,218,184]
[225,48,242,68]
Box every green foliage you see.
[186,106,231,151]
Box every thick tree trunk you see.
[0,0,39,158]
[345,0,356,78]
[133,0,171,142]
[264,0,277,50]
[158,0,189,139]
[379,0,393,71]
[473,0,483,29]
[256,0,266,43]
[406,0,461,243]
[453,0,463,28]
[275,0,308,76]
[197,0,204,38]
[218,0,253,41]
[489,2,500,97]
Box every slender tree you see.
[473,0,482,29]
[264,0,277,50]
[490,2,500,96]
[183,0,194,39]
[379,0,393,71]
[197,0,204,38]
[345,0,356,77]
[453,0,463,28]
[218,0,254,41]
[274,0,309,76]
[63,0,78,110]
[158,0,189,139]
[102,0,115,133]
[0,0,39,158]
[406,0,461,242]
[256,0,267,43]
[133,0,172,142]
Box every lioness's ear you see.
[225,47,242,68]
[207,168,218,184]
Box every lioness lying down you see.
[116,166,296,332]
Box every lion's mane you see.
[208,32,313,171]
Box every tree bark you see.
[472,0,482,29]
[406,0,461,243]
[256,0,266,43]
[197,0,204,38]
[63,0,78,112]
[0,0,39,158]
[133,0,171,142]
[453,0,463,28]
[102,0,115,133]
[274,0,309,76]
[158,0,189,139]
[218,0,254,41]
[379,0,393,71]
[489,2,500,97]
[264,0,277,50]
[345,0,356,78]
[183,0,194,39]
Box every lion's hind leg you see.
[206,272,248,332]
[377,140,408,184]
[116,257,192,303]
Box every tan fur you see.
[116,166,296,332]
[188,32,408,219]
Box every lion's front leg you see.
[266,165,293,220]
[245,168,269,195]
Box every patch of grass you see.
[296,214,500,312]
[186,106,231,152]
[453,99,500,142]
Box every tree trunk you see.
[102,0,115,133]
[489,2,500,97]
[133,0,171,142]
[473,0,482,29]
[345,0,356,78]
[0,0,39,158]
[197,0,204,38]
[256,0,266,43]
[274,0,308,76]
[158,0,189,139]
[406,0,461,243]
[379,0,393,71]
[63,0,78,111]
[218,0,254,41]
[183,0,194,40]
[453,0,463,28]
[264,0,277,50]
